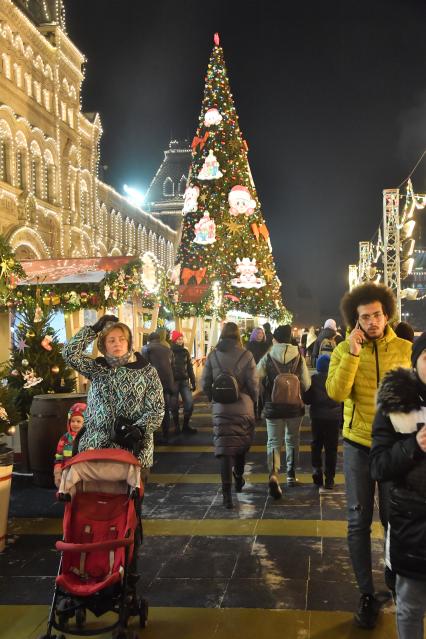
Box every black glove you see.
[113,419,143,456]
[92,315,119,334]
[191,383,196,392]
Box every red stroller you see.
[39,448,148,639]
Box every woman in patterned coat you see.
[62,315,164,479]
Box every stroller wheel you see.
[139,598,148,628]
[75,607,86,627]
[56,612,68,628]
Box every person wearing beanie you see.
[371,332,426,639]
[53,402,87,488]
[325,283,412,630]
[142,330,175,443]
[303,355,343,490]
[257,324,311,496]
[62,315,164,481]
[311,318,343,367]
[170,331,197,435]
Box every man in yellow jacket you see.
[326,283,412,629]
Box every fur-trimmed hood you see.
[377,367,426,434]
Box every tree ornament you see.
[11,369,19,376]
[204,108,222,127]
[0,404,9,423]
[223,219,244,235]
[41,335,53,351]
[22,369,43,388]
[33,305,43,323]
[51,365,60,374]
[263,266,275,281]
[168,263,181,285]
[17,338,29,354]
[198,150,223,180]
[26,330,35,338]
[191,132,209,151]
[21,359,29,367]
[182,186,200,214]
[228,186,256,217]
[180,266,206,285]
[104,284,111,300]
[231,258,266,289]
[193,212,216,245]
[214,32,220,46]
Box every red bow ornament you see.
[181,267,207,285]
[191,132,210,151]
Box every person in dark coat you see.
[246,327,269,363]
[394,321,415,343]
[246,327,269,419]
[263,322,273,348]
[170,330,197,435]
[303,354,342,490]
[370,333,426,639]
[201,322,258,509]
[311,318,343,367]
[142,331,174,443]
[62,315,164,481]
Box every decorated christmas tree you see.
[6,301,76,420]
[174,33,291,322]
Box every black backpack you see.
[211,350,247,404]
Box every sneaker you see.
[268,476,283,499]
[286,476,298,487]
[312,470,324,487]
[324,479,335,490]
[354,593,380,629]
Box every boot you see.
[222,484,233,509]
[312,468,323,487]
[233,470,245,493]
[268,474,282,499]
[172,412,180,434]
[182,413,197,434]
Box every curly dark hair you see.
[340,283,396,330]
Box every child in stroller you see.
[40,448,147,639]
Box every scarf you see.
[104,350,135,368]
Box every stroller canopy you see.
[59,449,141,496]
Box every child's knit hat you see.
[170,330,184,343]
[67,402,87,424]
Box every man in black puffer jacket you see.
[170,330,197,434]
[371,332,426,639]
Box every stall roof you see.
[18,256,135,285]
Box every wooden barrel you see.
[28,393,87,488]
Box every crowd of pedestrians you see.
[61,281,426,639]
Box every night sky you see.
[64,0,426,326]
